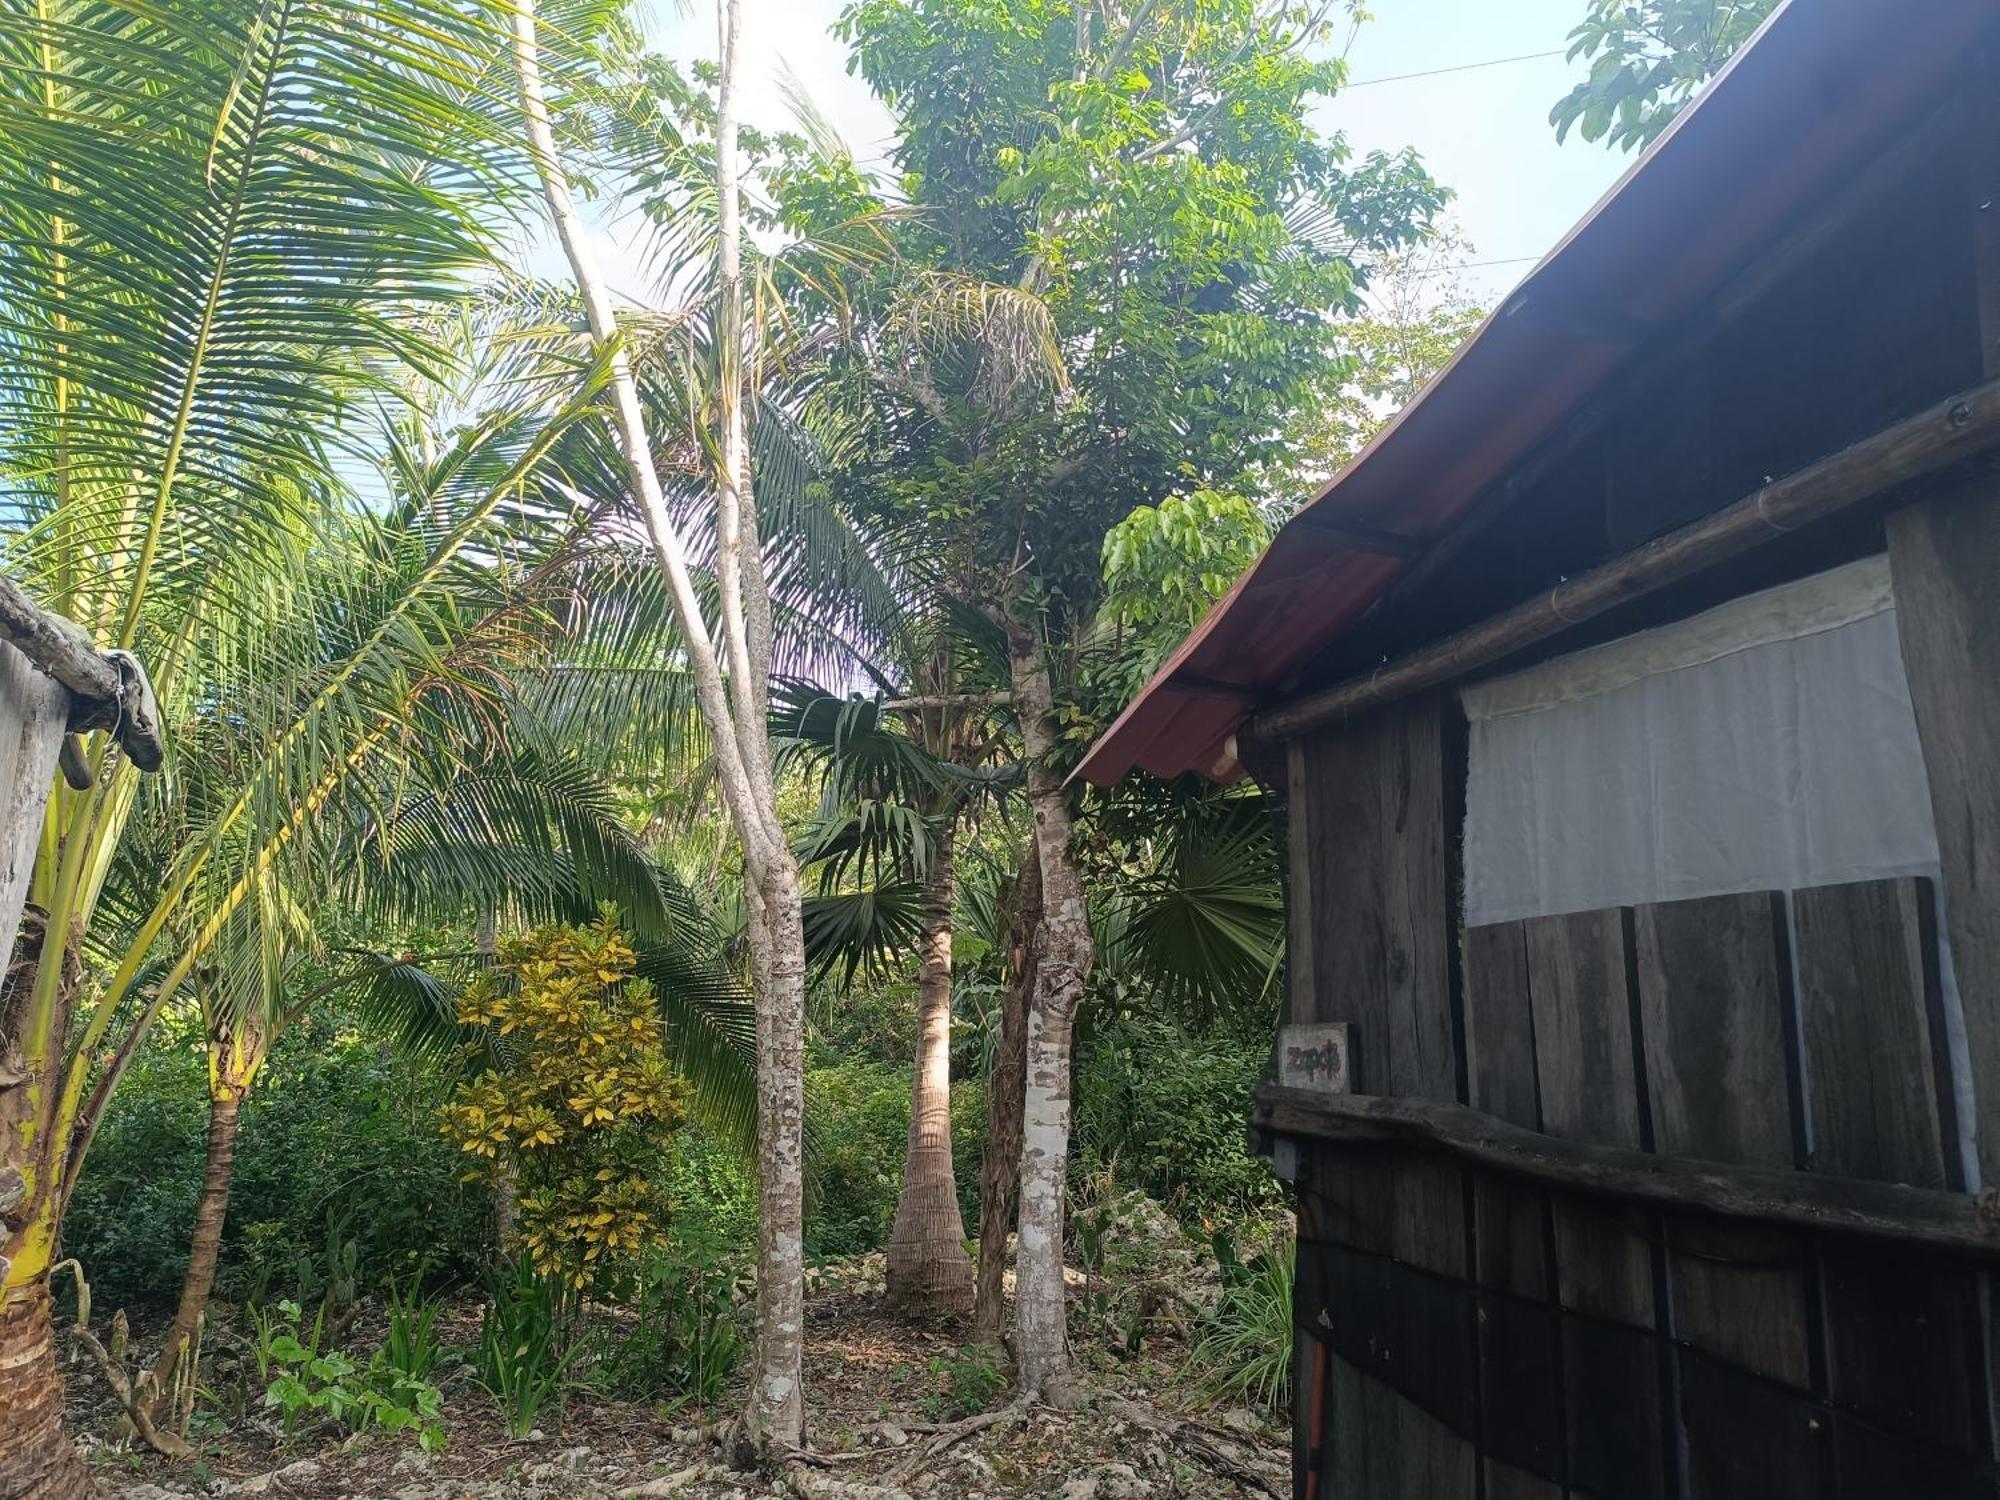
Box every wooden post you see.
[0,645,71,970]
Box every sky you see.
[616,0,1638,307]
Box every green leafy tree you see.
[791,0,1447,1399]
[1271,227,1487,494]
[1100,490,1271,700]
[1551,0,1779,151]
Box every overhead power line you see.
[1396,255,1546,279]
[1344,48,1567,89]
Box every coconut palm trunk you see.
[0,1279,94,1500]
[972,848,1039,1345]
[1,1027,90,1500]
[1004,605,1092,1404]
[147,1021,264,1401]
[885,823,972,1314]
[1,910,94,1500]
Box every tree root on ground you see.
[618,1465,706,1497]
[883,1401,1027,1486]
[783,1471,912,1500]
[69,1320,192,1460]
[1104,1398,1281,1497]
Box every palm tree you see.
[774,662,1016,1316]
[0,0,570,1485]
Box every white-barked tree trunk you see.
[509,0,808,1448]
[885,821,974,1313]
[1005,604,1092,1405]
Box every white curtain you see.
[1461,555,1940,927]
[1461,556,1978,1185]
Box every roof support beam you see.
[1168,673,1253,699]
[1244,375,2000,747]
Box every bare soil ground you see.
[67,1272,1287,1500]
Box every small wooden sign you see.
[1279,1022,1351,1093]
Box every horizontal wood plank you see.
[1255,1086,2000,1256]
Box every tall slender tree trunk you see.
[148,1025,260,1400]
[510,0,806,1448]
[711,0,806,1448]
[972,848,1039,1346]
[886,825,972,1315]
[0,1279,94,1500]
[743,863,808,1444]
[1005,605,1092,1405]
[474,908,518,1255]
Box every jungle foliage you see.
[0,0,1494,1471]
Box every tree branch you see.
[879,692,1014,712]
[870,366,950,422]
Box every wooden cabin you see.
[1079,0,2000,1493]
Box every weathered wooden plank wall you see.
[1304,865,2000,1493]
[1463,922,1562,1500]
[0,643,70,974]
[1521,908,1668,1500]
[1288,697,1477,1496]
[1794,878,1954,1189]
[1633,893,1818,1500]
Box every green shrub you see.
[65,1012,489,1313]
[381,1276,446,1381]
[253,1298,447,1451]
[60,1041,207,1310]
[445,916,689,1293]
[809,982,918,1070]
[802,1061,984,1259]
[477,1260,576,1438]
[664,1129,759,1247]
[590,1227,746,1409]
[922,1344,1004,1422]
[803,1064,904,1257]
[1189,1234,1295,1412]
[1073,1016,1281,1227]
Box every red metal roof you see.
[1078,0,1990,785]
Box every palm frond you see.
[802,883,930,989]
[1107,796,1284,1023]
